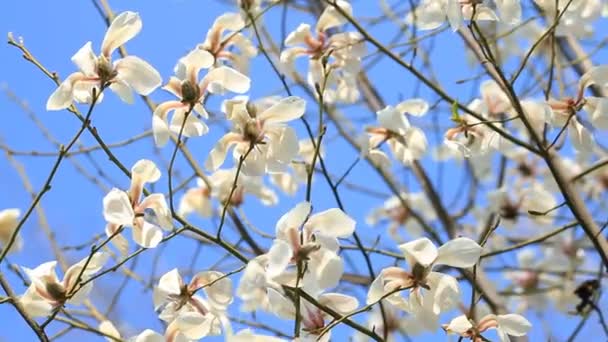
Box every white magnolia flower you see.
[227,329,286,342]
[366,99,429,165]
[197,12,257,74]
[535,0,603,38]
[153,269,232,340]
[444,313,531,342]
[366,192,436,242]
[205,96,306,175]
[406,0,503,31]
[236,254,285,313]
[0,208,22,254]
[102,159,172,251]
[20,252,109,317]
[270,139,321,196]
[266,201,356,289]
[444,109,499,158]
[153,49,251,147]
[99,319,196,342]
[281,0,366,103]
[367,237,482,327]
[47,11,161,110]
[487,183,557,229]
[267,283,358,341]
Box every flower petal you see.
[204,132,242,171]
[115,56,162,95]
[434,237,482,268]
[266,239,292,278]
[132,220,163,248]
[399,237,438,268]
[204,66,251,94]
[496,314,532,336]
[305,208,355,238]
[258,96,306,124]
[103,189,135,225]
[71,41,97,76]
[276,202,311,236]
[101,11,142,57]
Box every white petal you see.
[204,133,241,171]
[434,237,482,268]
[190,271,233,308]
[154,268,183,309]
[318,293,358,314]
[569,119,595,156]
[204,66,251,94]
[152,110,172,147]
[399,237,438,268]
[71,41,97,76]
[115,56,162,95]
[428,272,459,314]
[496,0,522,25]
[377,106,410,134]
[366,273,385,305]
[102,189,135,225]
[101,11,142,57]
[99,320,122,341]
[46,77,77,111]
[496,314,532,336]
[284,24,312,46]
[579,65,608,91]
[267,288,295,319]
[446,0,463,31]
[133,330,164,342]
[314,251,344,289]
[395,99,429,116]
[267,126,299,165]
[305,208,355,238]
[170,110,209,138]
[19,285,54,318]
[316,0,352,32]
[132,220,163,248]
[266,239,292,278]
[176,49,215,81]
[109,81,134,104]
[276,202,311,236]
[258,96,306,124]
[585,97,608,130]
[403,127,428,160]
[445,315,473,334]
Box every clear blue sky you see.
[0,1,605,341]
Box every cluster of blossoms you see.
[15,0,608,340]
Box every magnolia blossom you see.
[205,96,306,175]
[270,139,321,196]
[366,192,437,242]
[197,12,257,74]
[406,0,518,31]
[366,99,429,165]
[266,201,356,289]
[236,254,285,313]
[444,111,499,158]
[535,0,604,38]
[47,11,161,110]
[267,283,358,341]
[153,269,232,340]
[281,0,366,103]
[444,313,532,342]
[367,237,482,330]
[99,320,196,342]
[153,49,251,147]
[0,208,22,254]
[487,183,557,229]
[102,159,172,251]
[20,252,108,317]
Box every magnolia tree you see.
[2,0,608,341]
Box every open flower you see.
[205,96,306,175]
[153,49,251,147]
[198,12,257,74]
[366,99,429,165]
[367,237,482,328]
[444,313,532,342]
[20,252,109,317]
[0,208,22,254]
[99,319,198,342]
[153,269,232,340]
[47,11,161,110]
[265,201,355,289]
[280,0,366,103]
[102,159,172,251]
[270,138,321,196]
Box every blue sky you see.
[0,1,606,341]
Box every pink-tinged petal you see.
[105,223,129,255]
[435,237,482,268]
[316,0,352,32]
[258,96,306,124]
[0,208,22,253]
[71,41,97,76]
[399,237,438,268]
[445,315,473,335]
[132,220,163,248]
[109,81,134,104]
[266,239,293,278]
[179,188,212,218]
[129,159,161,203]
[101,11,142,57]
[115,56,162,95]
[46,73,84,111]
[175,49,214,83]
[305,208,355,238]
[212,12,245,32]
[19,285,54,318]
[204,132,242,171]
[203,66,250,94]
[103,189,135,226]
[163,76,183,98]
[170,109,209,137]
[63,252,109,291]
[276,202,311,236]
